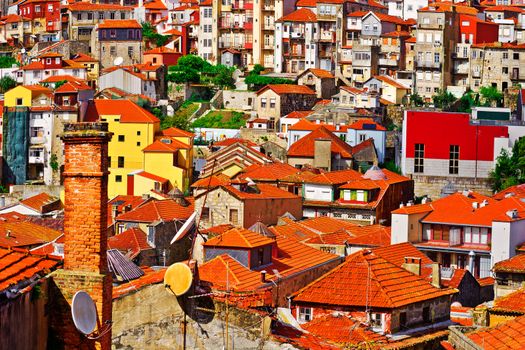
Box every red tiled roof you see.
[493,288,525,314]
[372,242,435,278]
[484,4,524,12]
[142,138,191,152]
[84,99,160,123]
[340,85,366,95]
[307,168,363,185]
[30,235,64,258]
[299,216,357,234]
[1,14,30,23]
[256,84,316,95]
[343,225,391,247]
[20,193,58,213]
[302,68,334,79]
[271,322,340,350]
[419,3,478,14]
[467,314,525,349]
[191,174,231,188]
[0,222,62,248]
[0,212,27,223]
[116,198,194,223]
[0,248,61,292]
[493,254,525,273]
[161,127,194,138]
[373,75,410,90]
[292,247,456,308]
[282,110,314,119]
[287,126,353,159]
[108,195,150,227]
[71,53,98,63]
[441,268,467,288]
[277,8,317,22]
[113,266,166,299]
[477,276,495,287]
[237,162,299,181]
[349,118,387,131]
[204,227,275,248]
[471,41,525,49]
[136,171,169,183]
[405,36,416,43]
[295,0,317,6]
[213,138,258,148]
[98,19,141,29]
[219,183,300,200]
[301,314,388,347]
[201,224,235,236]
[55,81,92,93]
[66,2,133,11]
[199,254,265,291]
[41,75,86,84]
[144,0,167,9]
[382,30,411,38]
[108,227,153,259]
[493,183,525,200]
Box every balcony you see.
[263,3,274,10]
[232,1,253,10]
[471,70,481,78]
[263,23,275,30]
[454,64,469,75]
[290,31,305,39]
[263,42,274,50]
[378,58,397,66]
[30,136,46,144]
[28,155,45,164]
[415,60,441,69]
[417,23,444,30]
[317,31,335,42]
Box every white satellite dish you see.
[71,291,97,335]
[113,56,124,66]
[20,48,26,54]
[170,211,197,244]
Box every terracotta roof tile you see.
[201,224,235,235]
[493,288,525,314]
[306,168,363,185]
[493,254,525,273]
[302,68,334,79]
[41,74,86,83]
[142,138,191,152]
[113,266,166,299]
[108,195,150,227]
[116,198,194,223]
[108,227,153,259]
[136,171,169,183]
[67,2,133,11]
[441,268,467,288]
[98,19,141,29]
[342,224,391,247]
[0,222,62,248]
[204,227,275,249]
[295,0,317,6]
[219,183,300,200]
[277,8,317,22]
[477,276,495,287]
[301,314,388,347]
[20,192,59,213]
[71,53,98,63]
[161,127,194,138]
[191,174,231,188]
[0,248,61,292]
[372,75,410,90]
[84,99,160,123]
[54,81,92,93]
[292,246,456,308]
[493,183,525,200]
[467,314,525,349]
[237,162,299,181]
[282,110,314,119]
[287,126,353,159]
[256,84,316,95]
[299,216,358,234]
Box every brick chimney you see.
[49,122,113,349]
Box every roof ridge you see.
[218,255,241,284]
[0,251,44,285]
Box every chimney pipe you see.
[0,195,5,208]
[402,257,422,276]
[260,270,267,283]
[431,262,441,288]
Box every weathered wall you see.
[239,128,288,148]
[447,326,482,350]
[112,283,288,350]
[411,175,493,199]
[0,280,49,350]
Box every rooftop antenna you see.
[71,291,111,338]
[113,56,124,66]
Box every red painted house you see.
[458,14,499,44]
[401,111,509,180]
[18,0,60,34]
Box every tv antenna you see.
[71,291,112,339]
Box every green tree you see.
[211,65,235,89]
[432,89,457,110]
[142,22,169,47]
[490,137,525,191]
[479,85,503,107]
[0,56,18,68]
[408,93,424,107]
[457,90,477,113]
[0,76,16,93]
[167,55,213,84]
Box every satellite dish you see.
[113,56,124,66]
[71,291,97,335]
[164,262,193,296]
[20,48,26,54]
[170,211,197,244]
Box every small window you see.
[136,142,141,146]
[118,135,125,142]
[229,208,239,226]
[115,175,122,182]
[298,307,312,323]
[201,207,210,221]
[414,143,424,173]
[400,312,407,328]
[16,98,23,106]
[449,145,459,174]
[147,226,155,245]
[118,156,124,168]
[137,131,141,135]
[423,306,430,322]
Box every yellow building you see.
[4,85,52,107]
[85,100,194,197]
[71,53,100,88]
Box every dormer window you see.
[46,58,51,64]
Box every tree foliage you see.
[408,93,424,107]
[142,22,170,47]
[244,66,294,91]
[457,90,477,113]
[432,89,457,110]
[0,76,16,93]
[167,55,235,88]
[191,111,246,129]
[479,85,503,107]
[490,137,525,192]
[0,56,18,68]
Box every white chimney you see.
[472,202,479,209]
[481,200,489,207]
[507,209,519,219]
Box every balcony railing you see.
[378,58,397,66]
[30,136,46,144]
[28,155,45,164]
[415,60,442,69]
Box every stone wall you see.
[447,326,482,350]
[239,128,288,148]
[112,283,288,350]
[411,175,493,199]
